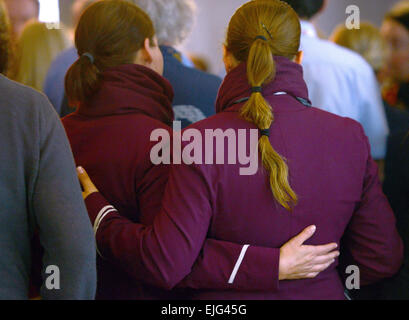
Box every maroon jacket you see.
[69,59,403,300]
[63,64,280,299]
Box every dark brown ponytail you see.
[65,0,155,106]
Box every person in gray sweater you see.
[0,74,97,299]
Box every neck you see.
[78,64,174,125]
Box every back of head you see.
[226,0,300,210]
[0,0,11,74]
[12,21,69,90]
[386,1,409,19]
[280,0,325,20]
[127,0,196,46]
[331,22,385,72]
[65,0,155,105]
[382,1,409,82]
[385,0,409,31]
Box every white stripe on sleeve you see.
[93,205,114,234]
[228,244,250,284]
[94,208,117,235]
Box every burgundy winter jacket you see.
[67,58,403,300]
[62,64,280,299]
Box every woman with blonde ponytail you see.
[76,0,402,299]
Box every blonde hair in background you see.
[226,0,300,211]
[387,0,409,17]
[331,22,386,72]
[11,21,69,91]
[0,0,12,74]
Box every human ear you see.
[293,51,304,65]
[134,38,153,66]
[223,46,239,73]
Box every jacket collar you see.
[215,56,310,113]
[77,64,174,126]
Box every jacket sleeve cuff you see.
[233,246,280,291]
[84,192,112,225]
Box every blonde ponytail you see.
[226,0,301,210]
[240,38,297,211]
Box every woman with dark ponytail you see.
[73,0,402,299]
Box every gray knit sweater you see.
[0,75,96,299]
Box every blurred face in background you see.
[381,19,409,82]
[4,0,38,38]
[72,0,96,27]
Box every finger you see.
[77,166,94,191]
[294,257,337,277]
[306,242,338,255]
[304,272,319,279]
[295,255,338,276]
[312,251,340,265]
[77,167,96,194]
[309,259,336,273]
[77,167,85,189]
[291,225,316,246]
[310,253,339,266]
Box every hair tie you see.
[251,86,263,93]
[261,23,274,41]
[255,35,267,41]
[82,52,94,64]
[260,129,270,137]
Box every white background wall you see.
[59,0,402,74]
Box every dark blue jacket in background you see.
[161,46,222,128]
[43,47,77,115]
